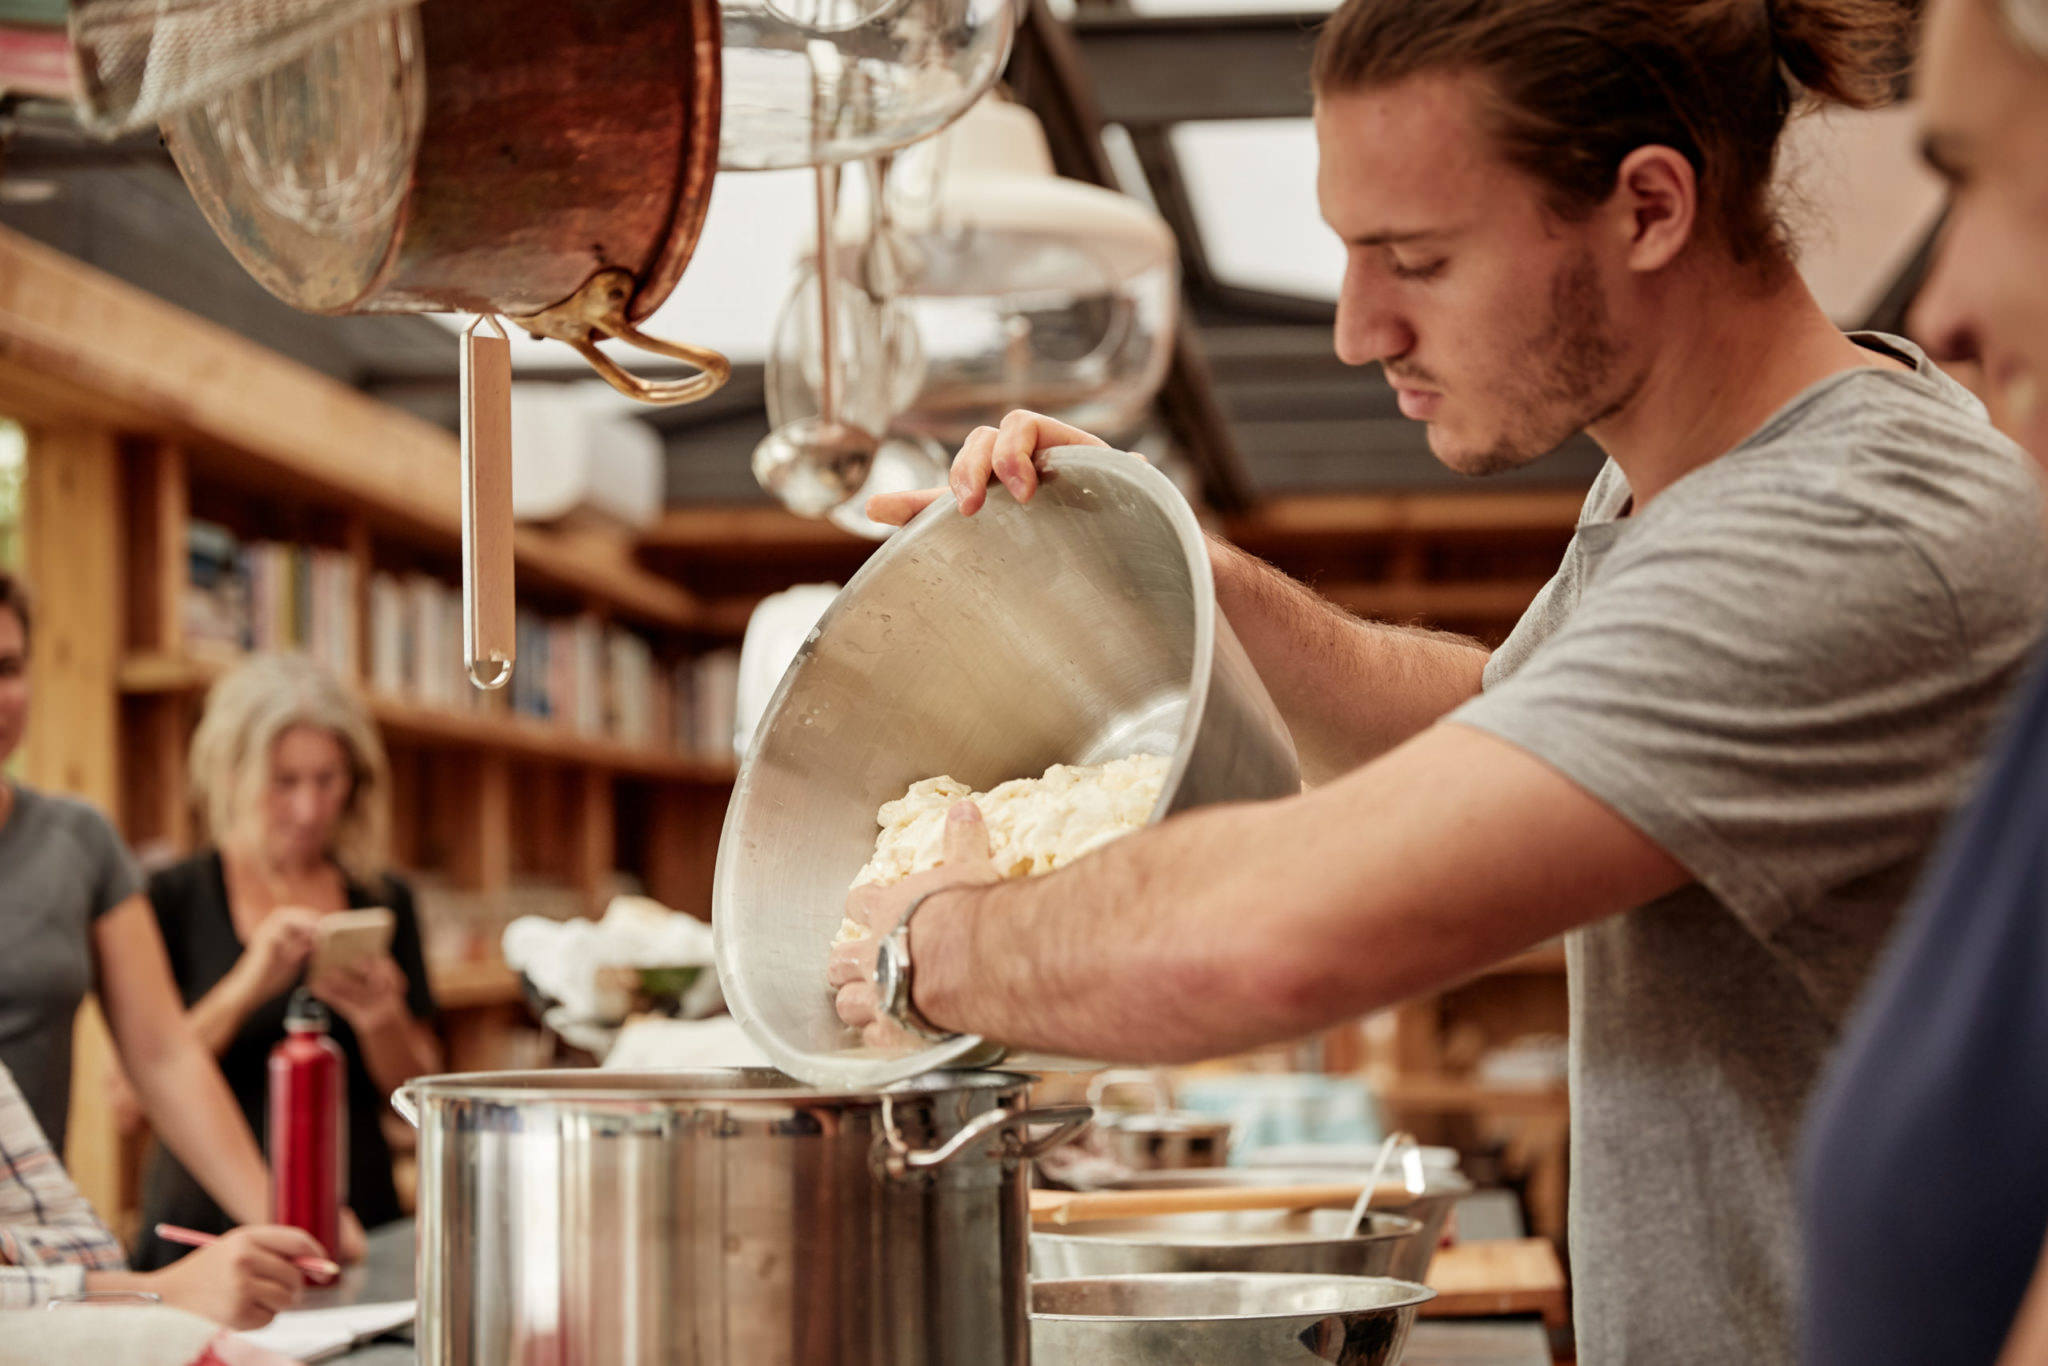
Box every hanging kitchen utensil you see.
[771,99,1180,447]
[762,152,944,535]
[1340,1131,1425,1239]
[69,0,419,135]
[459,316,515,691]
[719,0,1018,170]
[162,0,730,406]
[752,159,881,516]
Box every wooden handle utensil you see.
[1030,1183,1413,1226]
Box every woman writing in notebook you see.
[133,654,441,1272]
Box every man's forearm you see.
[911,792,1423,1062]
[1211,538,1490,785]
[905,723,1683,1064]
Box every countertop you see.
[323,1222,1552,1365]
[312,1219,415,1364]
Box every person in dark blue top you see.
[1802,0,2048,1361]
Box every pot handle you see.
[880,1101,1093,1178]
[390,1086,419,1129]
[515,268,732,406]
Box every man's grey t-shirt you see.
[0,784,141,1154]
[1450,338,2048,1366]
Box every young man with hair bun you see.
[836,3,2048,1360]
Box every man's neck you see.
[1588,268,1899,509]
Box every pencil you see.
[153,1223,342,1281]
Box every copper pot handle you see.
[516,268,732,406]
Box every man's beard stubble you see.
[1441,248,1632,478]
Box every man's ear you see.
[1607,145,1699,273]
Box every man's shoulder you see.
[1646,366,2042,554]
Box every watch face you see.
[874,935,907,1019]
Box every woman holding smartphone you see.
[134,654,441,1271]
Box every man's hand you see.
[137,1225,322,1329]
[309,955,409,1035]
[864,409,1115,527]
[830,801,1000,1047]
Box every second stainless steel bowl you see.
[1031,1273,1434,1366]
[1032,1209,1422,1279]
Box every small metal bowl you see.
[1032,1208,1422,1280]
[1032,1272,1435,1366]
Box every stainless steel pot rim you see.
[397,1065,1033,1106]
[1029,1210,1422,1249]
[715,447,1224,1089]
[1029,1272,1438,1321]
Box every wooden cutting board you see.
[1422,1239,1568,1328]
[1029,1183,1412,1225]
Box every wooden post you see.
[645,781,726,919]
[21,422,128,1228]
[345,515,372,688]
[123,439,186,657]
[461,749,512,900]
[572,768,615,915]
[22,423,123,807]
[121,692,193,860]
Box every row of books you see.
[187,523,359,679]
[186,523,742,758]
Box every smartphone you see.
[308,907,396,981]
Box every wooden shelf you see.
[118,652,739,784]
[427,957,526,1011]
[1369,1069,1570,1118]
[0,227,700,630]
[1226,490,1586,544]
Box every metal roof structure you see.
[0,0,1940,513]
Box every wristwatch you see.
[873,889,958,1042]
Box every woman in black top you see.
[134,655,441,1271]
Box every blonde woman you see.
[134,655,441,1271]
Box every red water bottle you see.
[268,989,345,1255]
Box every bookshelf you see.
[0,224,742,1229]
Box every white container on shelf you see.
[509,385,664,530]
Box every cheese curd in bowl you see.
[839,753,1171,942]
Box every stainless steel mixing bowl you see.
[1031,1273,1434,1366]
[1031,1209,1422,1280]
[715,447,1302,1089]
[1102,1166,1472,1281]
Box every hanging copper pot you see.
[163,0,728,404]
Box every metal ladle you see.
[751,56,881,516]
[1341,1130,1427,1238]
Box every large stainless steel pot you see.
[1031,1273,1435,1366]
[393,1067,1087,1365]
[1031,1209,1422,1280]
